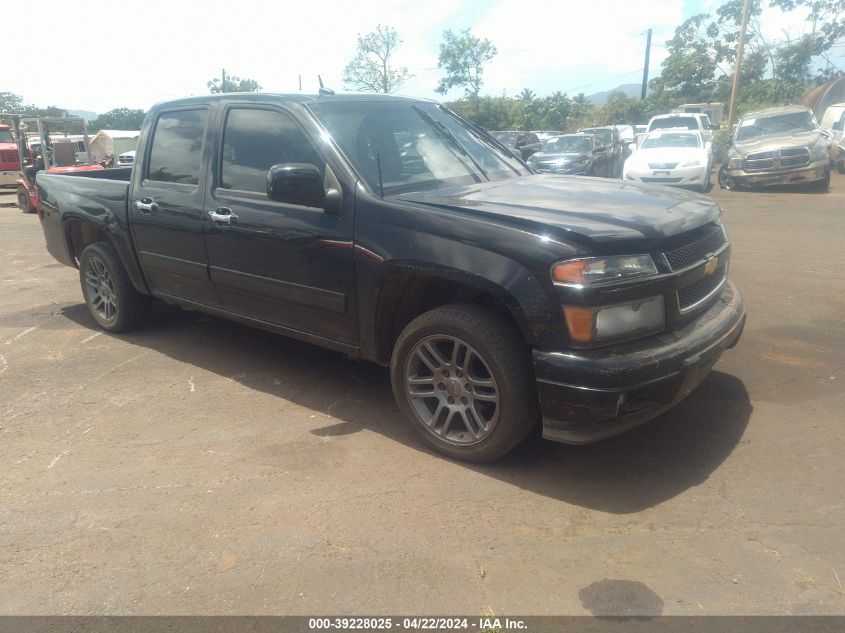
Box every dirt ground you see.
[1,177,844,616]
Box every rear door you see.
[203,102,356,344]
[129,106,220,306]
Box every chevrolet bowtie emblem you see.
[704,256,718,275]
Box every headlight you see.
[551,255,658,287]
[563,296,665,345]
[681,160,702,167]
[728,157,744,169]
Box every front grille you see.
[745,148,810,172]
[744,150,774,171]
[641,177,683,183]
[0,149,19,162]
[678,264,727,311]
[648,162,679,170]
[780,148,810,168]
[662,225,727,271]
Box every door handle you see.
[135,198,158,214]
[208,207,238,225]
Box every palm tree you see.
[516,88,536,102]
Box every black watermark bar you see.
[0,617,844,633]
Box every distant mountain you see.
[586,83,641,107]
[67,109,97,122]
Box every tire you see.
[17,187,32,213]
[78,242,151,333]
[813,167,831,192]
[390,303,539,462]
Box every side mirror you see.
[267,163,325,209]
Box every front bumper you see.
[531,163,591,175]
[624,164,708,187]
[725,158,828,186]
[533,281,745,444]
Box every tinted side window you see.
[147,109,207,185]
[221,108,323,194]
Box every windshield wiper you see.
[412,106,489,180]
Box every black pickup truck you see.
[36,93,745,462]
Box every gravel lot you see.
[1,177,843,616]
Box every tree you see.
[207,71,261,94]
[516,88,536,102]
[0,92,32,114]
[435,29,497,103]
[343,25,412,93]
[89,108,146,132]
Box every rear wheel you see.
[78,242,151,333]
[17,187,32,213]
[390,304,539,462]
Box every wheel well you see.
[65,221,110,265]
[374,273,526,364]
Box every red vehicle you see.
[0,125,21,188]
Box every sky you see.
[4,0,835,115]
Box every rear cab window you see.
[147,109,209,186]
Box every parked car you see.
[623,130,713,192]
[818,103,845,174]
[616,124,637,159]
[0,125,21,187]
[646,113,717,141]
[527,133,612,176]
[490,131,541,159]
[36,93,745,462]
[117,150,135,167]
[531,130,564,143]
[720,105,831,190]
[577,126,624,177]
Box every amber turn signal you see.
[552,260,588,284]
[562,306,597,344]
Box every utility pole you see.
[641,28,652,100]
[727,0,753,133]
[221,68,227,93]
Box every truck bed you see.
[37,169,147,293]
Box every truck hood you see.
[733,129,823,155]
[395,174,720,243]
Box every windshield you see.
[650,116,698,131]
[641,133,701,149]
[0,129,14,144]
[542,136,591,153]
[580,129,612,144]
[309,102,529,196]
[736,111,814,141]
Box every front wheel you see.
[812,167,830,192]
[79,242,151,333]
[390,304,539,462]
[17,187,32,213]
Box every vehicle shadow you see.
[59,301,752,515]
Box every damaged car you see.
[720,105,831,191]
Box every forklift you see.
[3,114,102,214]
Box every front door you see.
[129,106,220,306]
[203,103,356,344]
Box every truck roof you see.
[741,104,810,119]
[151,92,435,111]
